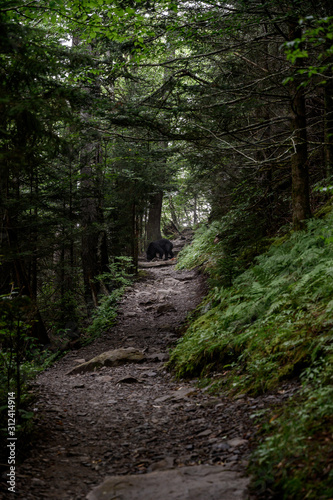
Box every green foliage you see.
[0,294,51,449]
[170,212,333,391]
[176,201,270,287]
[170,210,333,498]
[176,221,221,269]
[0,295,35,398]
[285,16,333,84]
[86,256,134,341]
[250,360,333,498]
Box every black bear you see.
[146,239,174,261]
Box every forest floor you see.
[2,239,299,499]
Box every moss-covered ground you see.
[170,213,333,499]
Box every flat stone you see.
[154,387,197,403]
[139,260,176,268]
[66,348,145,375]
[86,465,249,500]
[212,442,230,452]
[31,478,46,486]
[163,278,181,286]
[96,376,112,383]
[142,371,158,377]
[197,429,212,437]
[156,288,175,301]
[227,438,248,448]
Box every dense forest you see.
[1,0,333,498]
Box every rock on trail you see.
[66,348,146,375]
[5,237,259,500]
[87,465,249,500]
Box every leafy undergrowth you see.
[176,210,273,287]
[170,213,333,498]
[250,367,333,499]
[83,256,134,344]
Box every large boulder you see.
[86,465,249,500]
[66,347,145,375]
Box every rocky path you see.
[1,248,298,500]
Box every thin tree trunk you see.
[325,77,333,177]
[131,202,139,272]
[169,195,179,228]
[80,143,108,311]
[288,20,311,230]
[193,194,198,226]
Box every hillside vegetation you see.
[170,211,333,498]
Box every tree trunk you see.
[146,191,163,243]
[288,20,311,230]
[168,195,179,228]
[131,202,139,272]
[322,1,333,176]
[193,194,198,226]
[325,77,333,177]
[80,142,108,312]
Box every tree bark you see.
[193,194,198,226]
[80,142,108,311]
[146,191,163,243]
[288,20,311,230]
[168,195,179,228]
[324,77,333,177]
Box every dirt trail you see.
[1,246,296,499]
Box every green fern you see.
[172,210,333,500]
[170,211,333,391]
